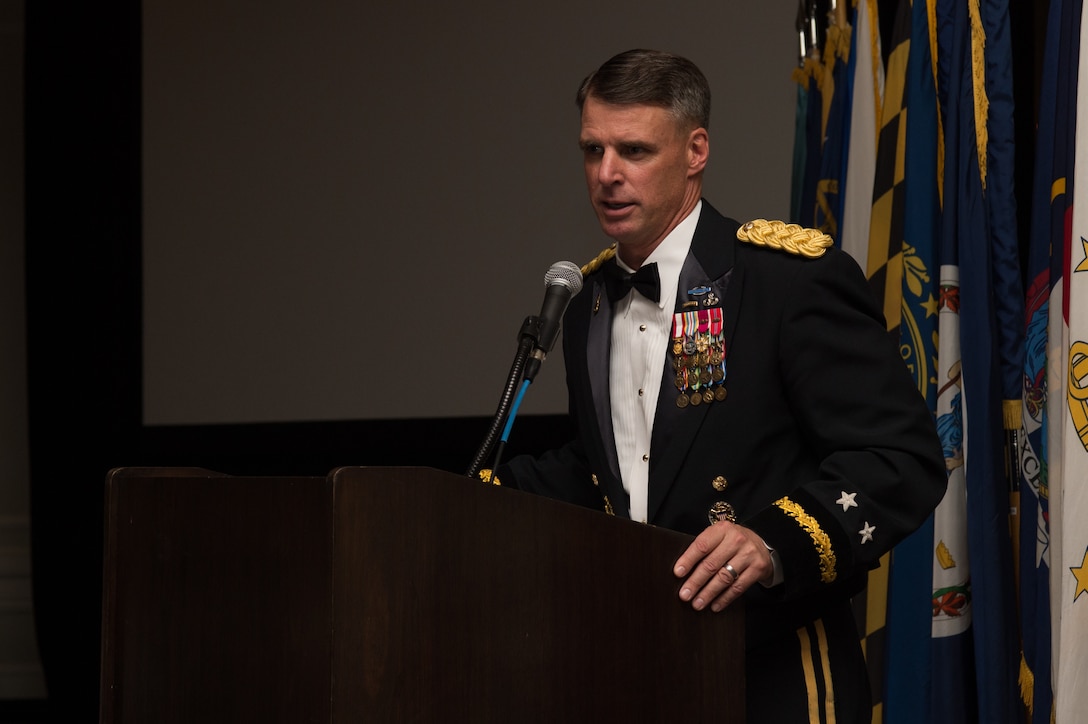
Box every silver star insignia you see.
[836,491,858,512]
[858,522,876,544]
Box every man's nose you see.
[597,150,623,184]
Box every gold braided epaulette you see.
[581,244,617,276]
[737,219,833,259]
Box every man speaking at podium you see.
[494,49,945,723]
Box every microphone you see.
[466,260,584,478]
[522,260,583,381]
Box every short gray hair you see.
[576,49,711,131]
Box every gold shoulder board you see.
[737,219,833,259]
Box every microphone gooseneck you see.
[465,260,583,479]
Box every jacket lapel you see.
[569,272,630,516]
[646,202,741,521]
[585,275,621,481]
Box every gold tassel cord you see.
[581,244,616,277]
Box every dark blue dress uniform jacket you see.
[499,200,946,722]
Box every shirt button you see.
[638,388,644,396]
[642,454,649,462]
[639,324,647,332]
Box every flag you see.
[865,0,907,334]
[791,0,819,224]
[1054,5,1088,719]
[882,1,941,722]
[792,77,812,224]
[840,0,883,267]
[843,7,888,713]
[927,3,979,720]
[1018,1,1081,721]
[813,2,854,240]
[932,232,976,724]
[793,53,825,228]
[933,0,1024,722]
[1044,6,1079,719]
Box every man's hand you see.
[673,521,774,613]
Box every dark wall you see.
[24,3,568,720]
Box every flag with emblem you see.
[1054,4,1088,718]
[882,1,941,721]
[930,0,975,699]
[1018,0,1080,720]
[932,0,1023,721]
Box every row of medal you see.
[670,308,727,408]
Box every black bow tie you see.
[603,261,661,303]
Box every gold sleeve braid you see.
[775,496,837,583]
[737,219,833,259]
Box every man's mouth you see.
[601,201,634,212]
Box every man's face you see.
[579,96,707,265]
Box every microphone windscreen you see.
[544,260,584,296]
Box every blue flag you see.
[813,9,854,241]
[791,79,810,224]
[883,0,940,720]
[937,0,1024,721]
[930,3,979,719]
[794,55,825,228]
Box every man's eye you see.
[582,144,603,155]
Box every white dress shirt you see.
[610,202,702,522]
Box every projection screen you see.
[142,1,797,425]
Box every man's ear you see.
[688,128,709,175]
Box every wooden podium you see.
[100,466,744,723]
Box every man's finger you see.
[673,522,730,577]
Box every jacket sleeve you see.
[495,437,609,511]
[742,248,946,601]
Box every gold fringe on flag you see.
[967,0,989,188]
[1019,652,1035,714]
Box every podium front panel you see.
[101,468,332,724]
[101,466,744,723]
[330,466,744,722]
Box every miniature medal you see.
[670,303,728,408]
